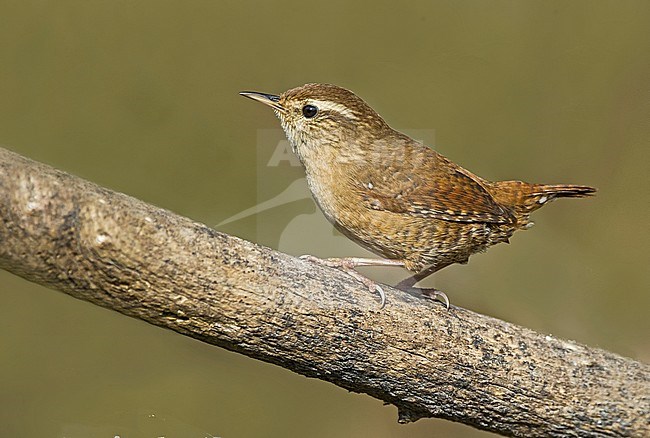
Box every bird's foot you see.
[299,255,400,308]
[394,266,451,310]
[393,282,450,309]
[420,288,450,310]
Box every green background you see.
[1,1,648,437]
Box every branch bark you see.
[0,146,647,437]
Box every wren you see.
[240,83,596,307]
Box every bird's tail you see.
[490,181,596,226]
[528,183,597,201]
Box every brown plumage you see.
[241,83,596,301]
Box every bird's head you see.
[240,83,392,164]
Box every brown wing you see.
[354,148,515,224]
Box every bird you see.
[240,83,596,307]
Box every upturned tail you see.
[490,181,596,226]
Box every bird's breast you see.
[304,167,351,224]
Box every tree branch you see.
[0,146,647,437]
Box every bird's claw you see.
[362,279,386,309]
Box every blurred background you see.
[1,1,648,437]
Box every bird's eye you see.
[302,104,318,118]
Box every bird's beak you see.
[239,91,285,112]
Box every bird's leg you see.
[395,263,448,289]
[395,262,453,309]
[299,255,405,308]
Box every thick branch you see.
[0,147,647,437]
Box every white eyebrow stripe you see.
[309,99,358,120]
